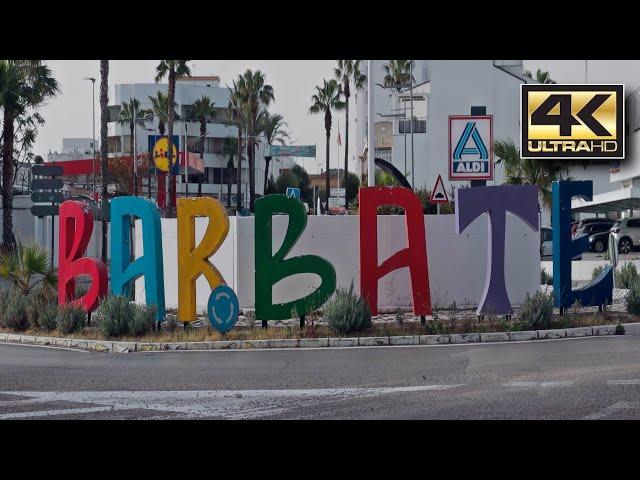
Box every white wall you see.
[137,213,540,315]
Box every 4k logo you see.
[521,84,624,159]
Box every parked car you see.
[585,222,616,253]
[540,226,583,259]
[611,218,640,254]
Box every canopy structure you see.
[571,186,640,215]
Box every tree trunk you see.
[325,132,330,212]
[263,156,271,193]
[227,157,233,209]
[129,123,135,195]
[100,60,109,263]
[166,68,176,216]
[344,91,350,192]
[248,126,255,213]
[1,108,16,248]
[199,118,206,197]
[236,129,242,213]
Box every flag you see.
[337,131,342,146]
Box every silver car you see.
[610,218,640,254]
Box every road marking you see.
[584,401,640,420]
[0,406,130,420]
[0,385,462,420]
[503,380,574,388]
[607,379,640,385]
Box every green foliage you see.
[275,170,299,194]
[96,295,133,337]
[591,265,605,280]
[38,304,59,331]
[415,188,437,214]
[626,280,640,315]
[290,164,312,203]
[56,304,86,334]
[520,291,554,330]
[0,242,57,295]
[1,289,29,330]
[130,304,156,336]
[340,172,360,206]
[541,268,553,286]
[616,263,639,289]
[324,283,372,334]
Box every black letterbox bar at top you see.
[31,178,63,190]
[31,165,64,177]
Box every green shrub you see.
[324,283,372,334]
[615,323,625,335]
[616,263,639,289]
[38,304,59,331]
[96,295,134,337]
[520,291,554,330]
[541,268,553,286]
[2,290,29,330]
[626,280,640,315]
[130,304,156,336]
[56,304,86,334]
[591,265,605,280]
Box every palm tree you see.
[309,79,346,202]
[0,60,59,248]
[494,138,567,210]
[190,95,216,196]
[382,60,414,90]
[148,91,179,137]
[257,110,289,193]
[222,137,238,209]
[117,98,150,195]
[524,68,556,84]
[334,60,366,187]
[233,70,274,212]
[155,60,191,216]
[99,60,109,262]
[0,241,56,295]
[228,83,245,212]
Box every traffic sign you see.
[31,191,64,203]
[30,205,59,217]
[286,187,301,200]
[330,188,345,197]
[328,197,345,208]
[31,178,63,190]
[32,165,64,177]
[429,175,449,204]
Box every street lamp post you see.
[367,60,375,187]
[83,77,96,197]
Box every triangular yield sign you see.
[429,174,448,204]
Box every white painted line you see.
[584,401,640,420]
[0,385,463,420]
[0,406,129,420]
[503,380,574,388]
[607,379,640,385]
[0,342,89,354]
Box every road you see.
[1,336,640,419]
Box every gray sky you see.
[34,60,640,174]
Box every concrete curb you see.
[1,322,639,354]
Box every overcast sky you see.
[33,60,640,174]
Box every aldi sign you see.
[449,115,493,181]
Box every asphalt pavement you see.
[1,336,640,419]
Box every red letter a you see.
[359,187,431,316]
[58,201,108,312]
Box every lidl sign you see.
[449,115,493,181]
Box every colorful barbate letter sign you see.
[552,180,613,309]
[456,185,539,316]
[58,200,108,312]
[359,187,431,316]
[255,194,336,320]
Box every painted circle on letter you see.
[207,285,239,333]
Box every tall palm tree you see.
[309,79,346,202]
[382,60,414,90]
[148,90,179,137]
[222,137,238,209]
[494,138,567,210]
[0,60,59,248]
[524,68,556,84]
[117,98,150,195]
[334,60,366,187]
[155,60,191,216]
[99,60,109,262]
[233,70,274,212]
[227,83,246,212]
[257,110,289,193]
[190,95,216,196]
